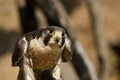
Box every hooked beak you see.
[52,32,61,44]
[55,36,60,43]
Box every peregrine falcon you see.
[12,26,72,80]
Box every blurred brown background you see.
[0,0,119,80]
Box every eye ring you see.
[49,29,54,35]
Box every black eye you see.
[49,29,54,34]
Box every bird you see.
[12,26,72,80]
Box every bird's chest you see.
[27,44,62,70]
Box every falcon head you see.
[37,26,66,48]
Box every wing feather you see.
[12,37,28,66]
[62,35,72,62]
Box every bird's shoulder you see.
[12,31,38,66]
